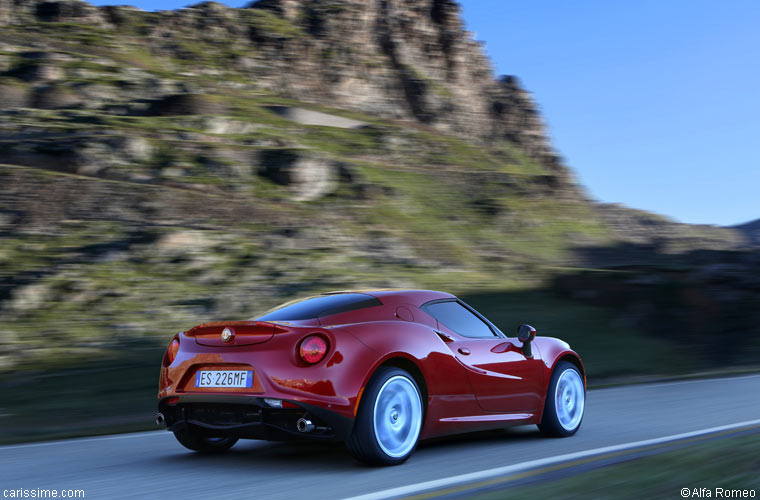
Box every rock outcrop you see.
[0,0,566,181]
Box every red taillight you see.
[164,337,180,366]
[165,396,179,405]
[299,335,328,365]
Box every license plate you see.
[195,370,253,388]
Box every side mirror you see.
[517,324,536,357]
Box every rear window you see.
[256,293,382,321]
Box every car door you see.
[422,300,545,415]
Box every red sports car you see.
[157,290,585,465]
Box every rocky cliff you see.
[1,0,566,176]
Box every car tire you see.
[347,366,423,466]
[173,427,238,453]
[538,361,585,437]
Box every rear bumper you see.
[158,395,354,441]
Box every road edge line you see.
[0,430,162,450]
[341,419,760,500]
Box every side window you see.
[423,301,496,339]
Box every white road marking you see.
[342,419,760,500]
[0,430,162,451]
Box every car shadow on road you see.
[418,426,545,452]
[156,425,545,470]
[159,439,356,470]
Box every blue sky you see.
[92,0,760,226]
[457,0,760,226]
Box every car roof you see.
[322,289,455,307]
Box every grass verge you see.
[467,431,760,500]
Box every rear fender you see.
[336,321,472,398]
[335,320,478,441]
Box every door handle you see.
[458,347,471,355]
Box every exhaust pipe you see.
[156,413,165,427]
[297,418,315,433]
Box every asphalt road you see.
[1,375,758,500]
